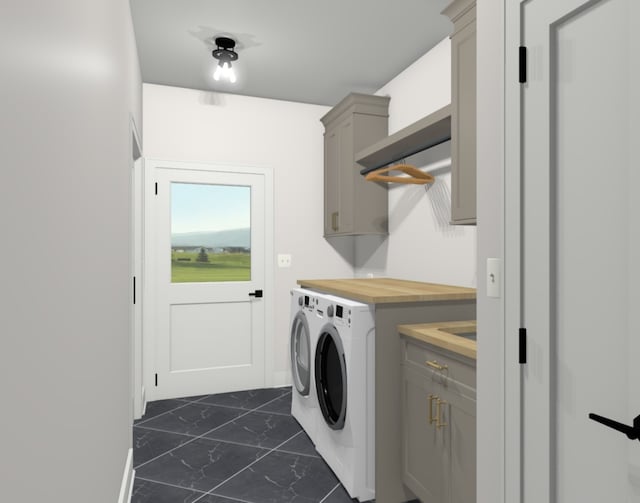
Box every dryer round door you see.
[315,324,347,430]
[290,311,311,396]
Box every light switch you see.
[277,254,292,268]
[486,258,502,298]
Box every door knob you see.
[588,412,640,441]
[248,289,263,298]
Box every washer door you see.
[315,324,347,430]
[290,311,311,396]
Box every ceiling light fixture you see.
[212,36,238,83]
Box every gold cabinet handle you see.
[426,360,448,371]
[436,398,448,429]
[331,211,339,231]
[428,394,437,424]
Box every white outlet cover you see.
[486,258,502,298]
[277,254,292,268]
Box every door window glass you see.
[171,182,250,283]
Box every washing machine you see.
[313,293,376,501]
[289,288,321,443]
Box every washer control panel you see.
[332,303,352,327]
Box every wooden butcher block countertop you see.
[296,278,476,304]
[398,320,477,359]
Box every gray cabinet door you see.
[445,0,477,225]
[324,127,340,236]
[402,365,449,503]
[321,93,389,237]
[447,387,476,503]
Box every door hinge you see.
[155,182,158,195]
[133,276,136,305]
[519,328,527,364]
[155,373,158,387]
[519,46,527,83]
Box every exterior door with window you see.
[519,0,639,500]
[152,165,268,400]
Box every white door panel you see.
[521,0,639,501]
[153,166,267,399]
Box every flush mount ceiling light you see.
[212,36,238,83]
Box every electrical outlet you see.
[277,254,292,268]
[487,258,502,298]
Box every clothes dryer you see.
[289,288,321,443]
[313,293,376,501]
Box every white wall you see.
[356,38,477,288]
[0,0,141,501]
[476,1,505,502]
[142,84,354,382]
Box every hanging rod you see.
[364,163,435,185]
[356,104,452,175]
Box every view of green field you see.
[171,250,250,283]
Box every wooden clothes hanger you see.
[364,163,435,185]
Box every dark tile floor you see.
[132,387,358,503]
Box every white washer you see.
[289,288,321,443]
[313,293,375,502]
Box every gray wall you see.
[0,0,142,500]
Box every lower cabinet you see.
[401,337,476,503]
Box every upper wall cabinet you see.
[321,93,390,237]
[443,0,477,225]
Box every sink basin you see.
[439,325,477,341]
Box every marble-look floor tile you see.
[321,484,358,503]
[213,450,339,503]
[131,478,205,503]
[135,437,269,492]
[195,494,248,503]
[256,391,292,415]
[135,399,187,425]
[178,395,210,402]
[197,387,290,410]
[204,411,301,449]
[276,431,319,458]
[140,403,246,436]
[133,426,193,467]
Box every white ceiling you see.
[130,0,453,106]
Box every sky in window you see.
[171,182,250,233]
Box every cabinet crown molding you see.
[442,0,476,23]
[320,93,390,129]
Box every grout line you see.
[134,424,200,439]
[249,408,292,417]
[135,476,209,494]
[133,392,291,471]
[193,492,256,503]
[274,448,320,459]
[193,429,306,502]
[318,483,342,503]
[191,436,275,452]
[195,389,291,403]
[134,400,193,426]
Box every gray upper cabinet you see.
[443,0,477,225]
[321,93,390,237]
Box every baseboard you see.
[272,370,292,388]
[141,386,147,417]
[118,448,134,503]
[133,386,146,421]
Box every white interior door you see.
[153,166,268,400]
[521,0,639,501]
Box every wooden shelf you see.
[355,104,451,174]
